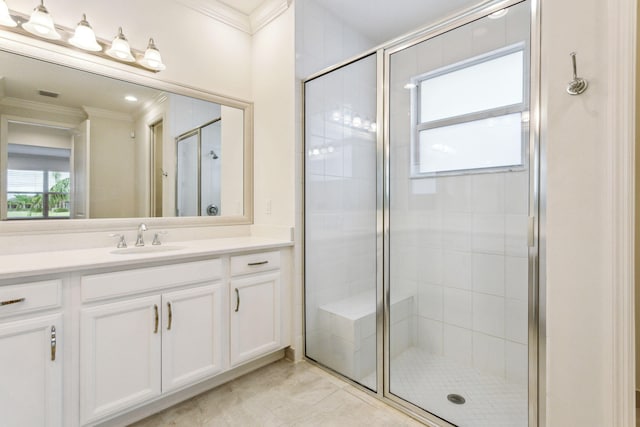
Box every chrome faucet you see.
[135,223,148,246]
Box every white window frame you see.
[410,42,529,177]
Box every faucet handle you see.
[152,231,168,246]
[109,233,127,248]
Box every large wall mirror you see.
[0,48,252,229]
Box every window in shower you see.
[388,2,532,426]
[411,44,527,176]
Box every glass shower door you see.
[387,2,532,426]
[304,54,378,390]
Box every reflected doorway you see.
[150,120,164,217]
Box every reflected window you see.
[7,144,70,219]
[412,44,527,175]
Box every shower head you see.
[209,150,219,159]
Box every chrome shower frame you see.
[301,0,543,425]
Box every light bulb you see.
[106,27,135,62]
[69,14,101,52]
[139,38,166,71]
[0,0,17,27]
[22,0,60,40]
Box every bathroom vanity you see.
[0,236,292,427]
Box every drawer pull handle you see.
[1,297,25,306]
[167,302,173,330]
[153,305,159,334]
[50,326,57,361]
[235,288,240,312]
[248,261,268,266]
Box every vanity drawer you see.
[230,251,280,276]
[82,259,221,302]
[0,279,62,318]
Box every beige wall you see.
[87,115,136,218]
[252,6,295,227]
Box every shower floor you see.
[362,347,527,427]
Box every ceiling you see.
[0,50,162,117]
[314,0,488,44]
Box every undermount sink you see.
[110,245,185,255]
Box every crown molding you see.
[0,96,86,119]
[175,0,291,35]
[250,0,292,34]
[175,0,252,34]
[82,106,133,122]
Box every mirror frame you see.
[0,33,253,234]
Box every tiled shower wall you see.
[389,2,530,384]
[304,54,378,384]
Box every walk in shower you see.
[304,1,538,426]
[176,119,222,217]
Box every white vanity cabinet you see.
[0,279,63,427]
[229,251,281,366]
[79,260,225,425]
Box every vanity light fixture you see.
[0,0,17,27]
[106,27,135,62]
[22,0,60,40]
[139,38,166,71]
[68,14,101,52]
[0,3,167,72]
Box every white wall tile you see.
[506,341,528,385]
[390,317,413,358]
[441,175,472,213]
[417,247,444,285]
[419,284,444,321]
[472,173,505,213]
[443,250,472,290]
[473,293,505,338]
[418,317,444,355]
[444,288,473,328]
[444,324,472,366]
[505,255,528,301]
[443,213,472,251]
[505,298,528,344]
[505,170,529,215]
[472,253,505,296]
[472,213,505,254]
[505,214,528,257]
[473,332,505,377]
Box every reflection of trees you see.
[8,194,33,210]
[49,177,70,209]
[7,176,70,215]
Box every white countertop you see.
[0,236,293,281]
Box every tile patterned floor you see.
[130,359,424,427]
[373,347,527,427]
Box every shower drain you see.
[447,393,466,405]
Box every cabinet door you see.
[80,296,161,424]
[230,272,281,366]
[162,283,226,392]
[0,313,62,427]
